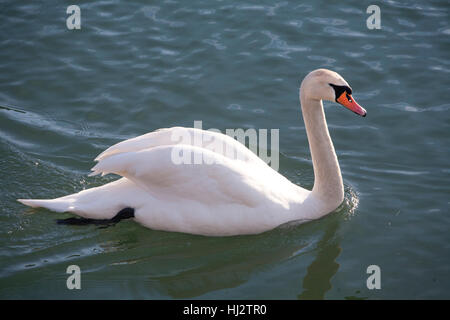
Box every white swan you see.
[18,69,366,236]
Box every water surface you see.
[0,0,449,299]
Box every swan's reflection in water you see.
[143,228,312,298]
[97,191,355,299]
[297,216,341,299]
[144,215,341,299]
[125,214,342,299]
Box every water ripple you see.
[0,0,449,299]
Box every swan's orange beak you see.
[337,92,367,117]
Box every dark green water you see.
[0,0,449,299]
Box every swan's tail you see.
[17,198,73,213]
[17,178,147,220]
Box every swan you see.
[18,69,367,236]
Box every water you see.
[0,0,449,299]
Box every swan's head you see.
[300,69,367,117]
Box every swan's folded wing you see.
[95,128,175,161]
[94,127,265,167]
[90,145,270,208]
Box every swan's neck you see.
[300,95,344,208]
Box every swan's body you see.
[18,69,366,236]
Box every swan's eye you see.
[346,93,352,102]
[329,83,352,102]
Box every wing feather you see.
[90,145,270,208]
[94,127,266,167]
